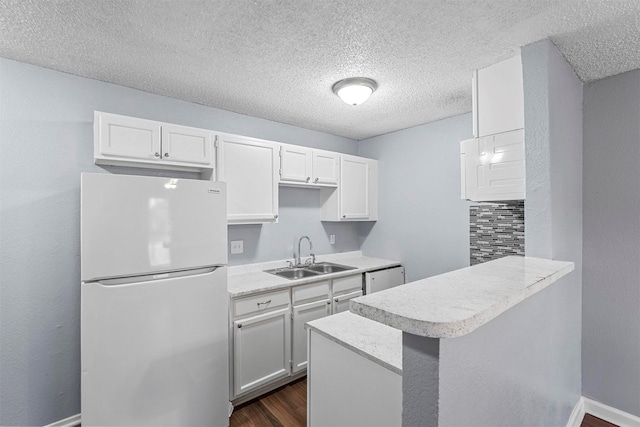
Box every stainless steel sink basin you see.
[305,262,356,274]
[265,262,355,280]
[267,268,322,280]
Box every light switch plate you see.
[230,240,243,254]
[330,235,335,245]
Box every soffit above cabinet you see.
[2,1,640,139]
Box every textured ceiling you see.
[1,1,639,140]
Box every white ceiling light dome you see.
[332,77,378,106]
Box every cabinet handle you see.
[314,177,319,183]
[154,152,160,158]
[256,300,272,306]
[164,153,169,158]
[237,324,242,328]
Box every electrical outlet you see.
[230,240,244,254]
[330,235,335,245]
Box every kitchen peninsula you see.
[307,256,574,427]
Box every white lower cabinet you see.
[332,290,363,314]
[230,272,366,401]
[233,307,291,398]
[292,299,331,373]
[308,332,402,427]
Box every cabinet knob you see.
[164,153,169,158]
[306,177,311,182]
[334,298,339,303]
[342,215,346,218]
[314,177,319,183]
[237,324,242,329]
[274,214,279,219]
[154,152,160,157]
[327,301,331,305]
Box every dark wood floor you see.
[230,378,307,427]
[229,379,617,427]
[581,413,619,427]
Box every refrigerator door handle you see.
[93,266,221,286]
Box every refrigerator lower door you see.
[81,267,229,427]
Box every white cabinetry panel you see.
[94,111,214,173]
[312,150,339,185]
[233,307,291,397]
[292,299,331,373]
[96,112,161,161]
[332,290,363,314]
[321,155,378,221]
[461,129,525,201]
[474,55,524,138]
[218,133,279,224]
[161,123,212,165]
[280,145,313,184]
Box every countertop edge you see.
[306,317,403,376]
[351,257,575,338]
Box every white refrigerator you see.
[80,173,229,426]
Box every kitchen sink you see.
[267,267,322,280]
[305,262,356,274]
[265,262,356,280]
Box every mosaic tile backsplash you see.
[470,201,525,265]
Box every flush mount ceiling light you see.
[332,77,378,106]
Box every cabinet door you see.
[218,134,279,223]
[463,129,525,201]
[233,307,291,398]
[280,145,313,184]
[332,290,363,314]
[475,55,524,137]
[340,156,370,219]
[312,150,339,186]
[161,123,213,166]
[292,299,331,373]
[96,112,161,161]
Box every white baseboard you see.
[43,413,81,427]
[566,397,586,427]
[568,396,640,427]
[583,397,640,427]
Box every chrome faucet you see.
[296,236,314,266]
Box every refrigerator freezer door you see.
[81,173,227,281]
[81,267,229,426]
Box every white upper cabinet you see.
[94,111,214,173]
[463,54,526,201]
[461,129,525,201]
[473,55,524,138]
[312,150,339,186]
[279,145,338,187]
[280,145,313,184]
[217,133,279,224]
[321,155,378,221]
[160,123,213,165]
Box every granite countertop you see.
[306,311,402,375]
[227,251,401,298]
[350,256,574,338]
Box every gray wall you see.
[435,40,584,427]
[0,57,359,426]
[357,114,472,282]
[582,69,640,416]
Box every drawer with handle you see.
[233,289,290,318]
